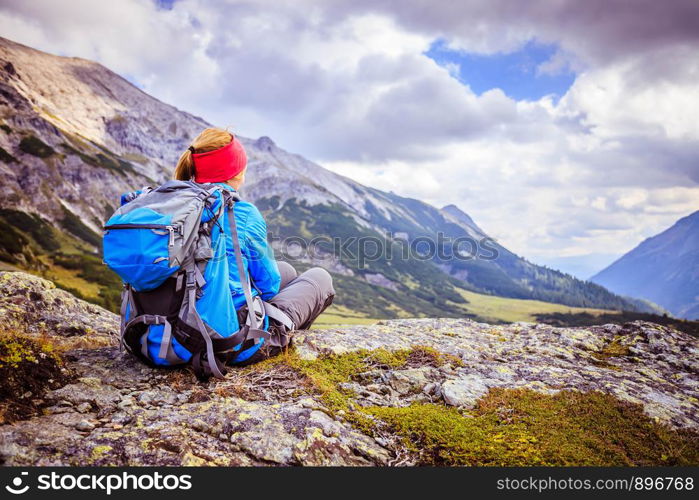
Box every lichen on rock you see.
[0,333,73,424]
[0,271,697,466]
[0,271,117,348]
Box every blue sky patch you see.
[425,39,576,101]
[154,0,176,10]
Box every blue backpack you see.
[103,180,293,379]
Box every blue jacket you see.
[120,183,281,310]
[208,183,281,308]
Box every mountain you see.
[1,271,698,465]
[440,204,486,236]
[536,253,622,281]
[0,36,647,318]
[592,211,699,319]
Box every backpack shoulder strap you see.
[221,190,295,348]
[223,192,264,331]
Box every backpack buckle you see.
[185,270,196,288]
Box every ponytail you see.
[174,127,234,181]
[174,147,195,180]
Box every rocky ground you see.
[0,271,697,466]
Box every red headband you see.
[192,136,247,183]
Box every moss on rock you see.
[368,389,699,466]
[261,346,698,466]
[0,283,696,467]
[276,346,459,412]
[0,332,72,423]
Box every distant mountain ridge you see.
[440,204,486,237]
[592,211,699,319]
[0,36,648,316]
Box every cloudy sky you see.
[2,0,698,277]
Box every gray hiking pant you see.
[239,261,335,364]
[271,261,336,330]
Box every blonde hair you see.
[174,127,246,182]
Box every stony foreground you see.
[0,272,697,466]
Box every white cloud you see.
[1,0,698,266]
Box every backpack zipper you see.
[104,223,172,230]
[103,223,180,247]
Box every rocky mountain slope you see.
[0,36,649,318]
[592,211,699,320]
[0,271,697,466]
